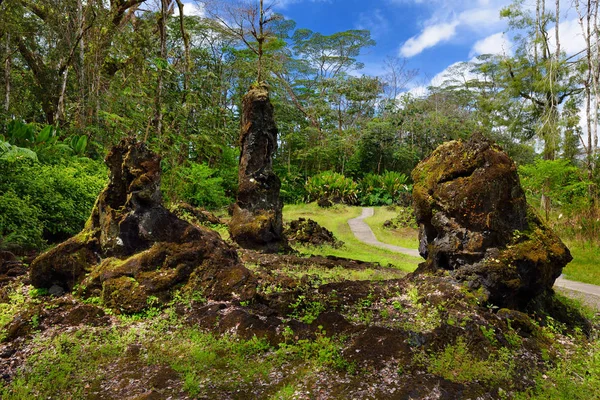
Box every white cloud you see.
[395,0,512,57]
[458,7,503,29]
[548,18,586,56]
[399,21,459,57]
[470,32,513,57]
[182,2,204,17]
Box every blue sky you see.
[184,0,585,93]
[273,0,514,86]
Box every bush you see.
[0,157,107,248]
[358,171,411,206]
[165,162,232,210]
[0,190,45,250]
[277,166,307,204]
[305,171,358,204]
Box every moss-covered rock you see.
[30,139,256,314]
[412,133,571,309]
[284,218,342,247]
[229,84,289,253]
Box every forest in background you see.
[1,0,599,252]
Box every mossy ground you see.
[1,269,599,399]
[2,205,600,399]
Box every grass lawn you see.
[562,242,600,286]
[363,206,419,250]
[283,203,600,287]
[282,203,419,272]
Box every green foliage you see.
[516,339,600,400]
[358,171,411,206]
[418,338,514,385]
[289,295,325,324]
[0,141,38,162]
[277,327,354,373]
[0,328,136,398]
[519,160,591,211]
[277,166,308,204]
[163,162,232,210]
[0,191,45,250]
[68,135,88,156]
[0,284,27,341]
[519,159,599,244]
[0,157,107,248]
[3,121,73,163]
[305,171,358,204]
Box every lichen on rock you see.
[411,133,572,309]
[30,138,256,313]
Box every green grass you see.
[363,206,419,250]
[0,307,351,399]
[515,336,600,400]
[561,242,600,286]
[282,203,419,272]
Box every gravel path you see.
[349,207,600,309]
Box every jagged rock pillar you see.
[229,84,289,253]
[411,133,572,309]
[30,138,256,313]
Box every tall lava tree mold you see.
[229,84,289,253]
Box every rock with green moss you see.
[229,84,289,253]
[412,133,571,309]
[30,139,256,313]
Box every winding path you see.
[348,208,420,258]
[348,207,600,308]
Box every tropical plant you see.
[305,171,358,204]
[358,171,411,206]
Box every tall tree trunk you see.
[175,0,190,103]
[54,67,69,124]
[77,0,86,128]
[257,0,264,83]
[153,0,170,140]
[555,0,560,58]
[3,33,10,116]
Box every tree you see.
[574,0,600,181]
[202,0,283,83]
[499,0,581,160]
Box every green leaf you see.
[36,125,54,144]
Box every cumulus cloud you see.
[399,21,459,57]
[470,32,513,57]
[548,18,586,56]
[395,0,512,57]
[182,2,205,17]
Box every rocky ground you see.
[1,136,598,399]
[1,246,597,399]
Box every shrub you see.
[165,162,232,210]
[305,171,358,204]
[0,157,107,248]
[0,191,45,250]
[277,166,307,204]
[358,171,411,206]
